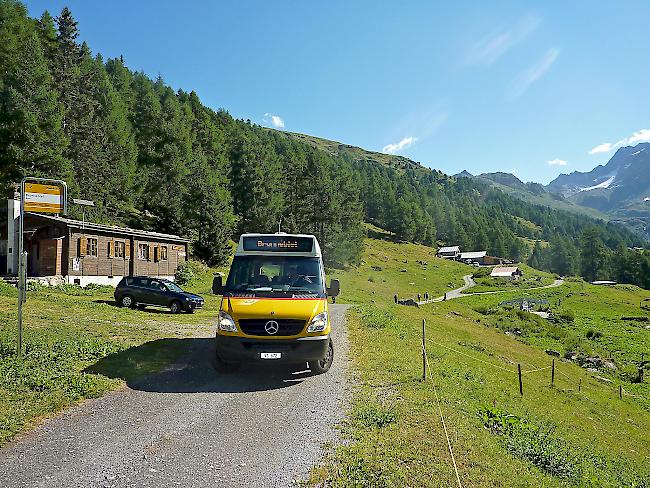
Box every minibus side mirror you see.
[212,275,224,295]
[327,279,340,297]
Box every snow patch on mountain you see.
[580,175,615,192]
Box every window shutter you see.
[108,241,114,259]
[124,241,130,260]
[148,243,154,262]
[78,236,87,256]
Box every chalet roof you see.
[460,251,487,259]
[437,246,460,254]
[491,266,520,277]
[24,213,189,243]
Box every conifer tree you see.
[0,31,70,186]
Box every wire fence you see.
[422,338,463,488]
[416,316,647,485]
[422,321,647,399]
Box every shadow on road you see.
[85,337,312,394]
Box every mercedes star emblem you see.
[265,320,279,335]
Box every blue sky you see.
[25,0,650,184]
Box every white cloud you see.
[627,129,650,145]
[464,14,540,66]
[263,113,285,129]
[547,158,567,166]
[589,143,614,155]
[589,129,650,154]
[382,136,417,154]
[508,48,559,100]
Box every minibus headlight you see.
[307,311,328,333]
[218,310,237,332]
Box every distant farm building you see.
[591,280,617,286]
[437,245,511,266]
[459,251,487,265]
[491,266,522,279]
[437,246,460,259]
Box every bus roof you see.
[235,233,322,258]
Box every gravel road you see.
[0,304,349,488]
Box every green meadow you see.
[0,263,222,446]
[312,236,650,487]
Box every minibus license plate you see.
[261,352,281,359]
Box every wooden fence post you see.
[518,364,523,396]
[551,358,555,386]
[619,385,622,399]
[578,378,581,392]
[422,319,426,381]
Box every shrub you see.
[84,283,114,293]
[0,281,17,297]
[478,406,581,481]
[25,281,44,292]
[175,262,195,285]
[50,284,93,296]
[619,364,644,384]
[562,335,581,354]
[557,309,575,322]
[516,309,532,321]
[473,267,491,278]
[586,329,603,340]
[473,305,496,315]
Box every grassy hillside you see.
[312,237,650,487]
[471,174,608,221]
[283,130,609,222]
[0,263,224,446]
[280,131,433,176]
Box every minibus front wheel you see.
[310,338,334,375]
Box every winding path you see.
[416,275,565,305]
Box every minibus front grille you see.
[238,319,306,336]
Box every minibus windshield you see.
[225,256,324,293]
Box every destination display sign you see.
[23,183,64,213]
[243,236,313,252]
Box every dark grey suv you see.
[114,277,204,313]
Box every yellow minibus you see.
[212,233,340,374]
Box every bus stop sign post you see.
[17,177,67,358]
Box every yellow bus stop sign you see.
[23,183,64,213]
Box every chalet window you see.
[138,243,149,261]
[114,241,125,258]
[160,245,168,261]
[86,238,98,257]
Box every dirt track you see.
[0,305,349,488]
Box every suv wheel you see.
[310,339,334,375]
[120,294,135,308]
[170,300,183,314]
